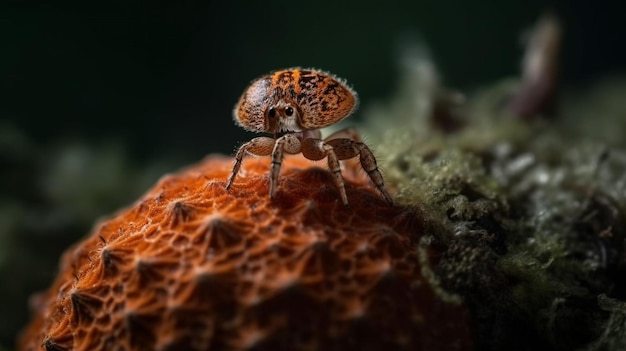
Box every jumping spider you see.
[226,68,392,205]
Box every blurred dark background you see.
[1,0,625,348]
[2,0,625,160]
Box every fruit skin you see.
[18,155,471,351]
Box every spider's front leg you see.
[301,138,349,205]
[268,133,302,199]
[323,128,362,177]
[226,136,276,190]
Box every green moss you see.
[362,52,626,350]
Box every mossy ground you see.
[362,56,626,350]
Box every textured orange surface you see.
[18,155,472,351]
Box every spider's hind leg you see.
[325,137,393,205]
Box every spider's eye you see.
[268,107,276,118]
[285,106,294,117]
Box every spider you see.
[225,68,392,205]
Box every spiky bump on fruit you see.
[18,155,471,351]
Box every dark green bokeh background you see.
[1,0,625,348]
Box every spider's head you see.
[266,100,303,134]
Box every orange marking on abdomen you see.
[291,69,302,95]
